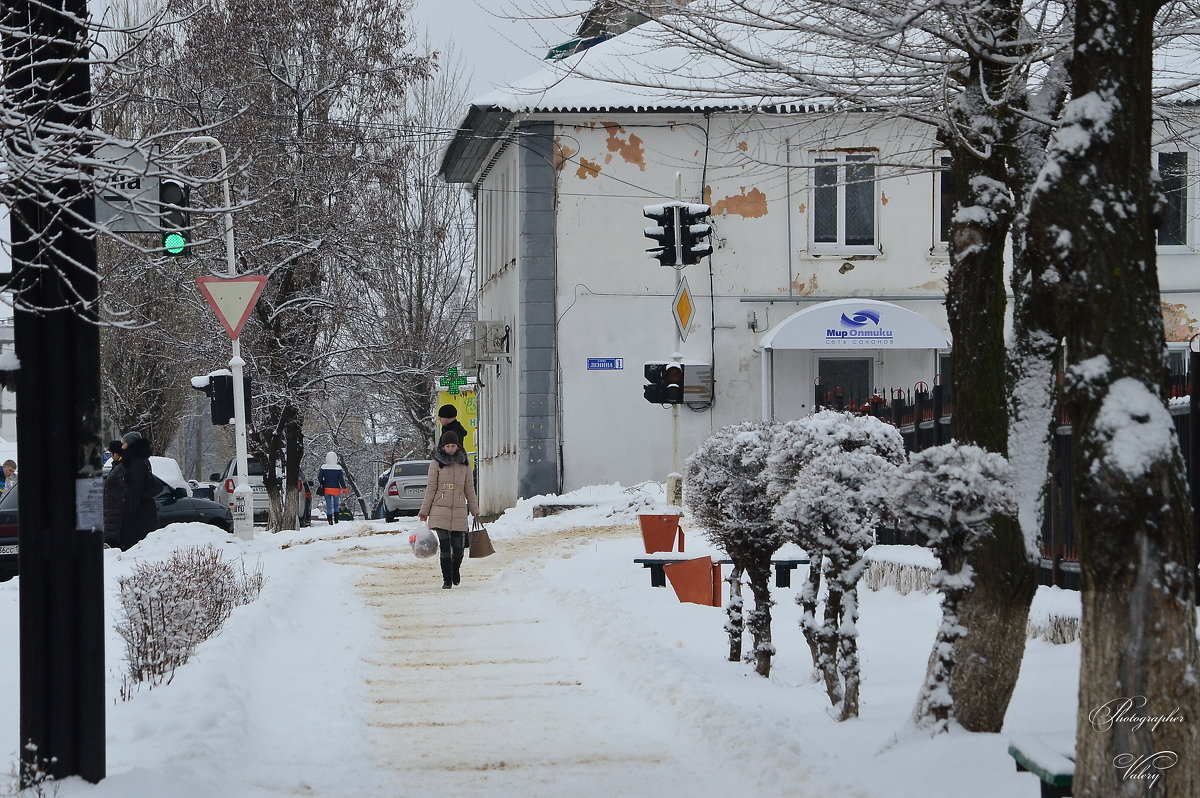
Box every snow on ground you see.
[0,482,1080,797]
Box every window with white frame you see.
[1158,150,1190,248]
[811,151,878,254]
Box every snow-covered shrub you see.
[116,545,265,695]
[887,442,1014,734]
[768,410,905,720]
[685,420,787,676]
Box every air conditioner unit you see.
[476,321,510,360]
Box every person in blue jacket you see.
[317,452,347,524]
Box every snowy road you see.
[332,525,763,798]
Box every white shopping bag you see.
[409,525,439,559]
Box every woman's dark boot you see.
[452,556,462,585]
[440,558,453,589]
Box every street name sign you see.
[93,143,160,233]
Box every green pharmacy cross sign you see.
[439,367,467,395]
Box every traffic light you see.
[160,178,191,256]
[678,203,712,265]
[193,373,252,424]
[643,361,685,404]
[643,203,679,267]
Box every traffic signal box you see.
[160,179,191,256]
[678,204,713,263]
[643,203,679,267]
[194,374,252,425]
[643,202,712,267]
[643,360,713,405]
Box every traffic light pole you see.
[182,136,253,539]
[669,176,683,506]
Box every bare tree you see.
[345,42,477,449]
[96,0,434,529]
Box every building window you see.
[936,156,956,246]
[1158,151,1189,247]
[811,152,877,253]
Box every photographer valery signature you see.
[1088,696,1185,732]
[1088,696,1185,789]
[1113,751,1178,789]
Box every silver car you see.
[381,460,430,522]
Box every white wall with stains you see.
[469,109,1200,507]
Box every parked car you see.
[210,458,308,525]
[0,487,16,581]
[189,480,218,501]
[0,476,234,576]
[380,460,431,522]
[211,457,270,523]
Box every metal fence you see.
[817,369,1200,592]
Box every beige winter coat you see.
[419,456,478,531]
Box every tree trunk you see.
[744,558,775,678]
[835,581,861,721]
[939,89,1037,731]
[797,554,822,670]
[819,580,844,707]
[725,563,744,663]
[1026,2,1199,794]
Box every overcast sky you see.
[410,0,576,99]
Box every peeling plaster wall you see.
[543,111,960,491]
[473,109,1200,498]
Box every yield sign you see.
[196,275,268,339]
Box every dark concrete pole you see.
[4,0,106,783]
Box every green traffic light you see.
[163,231,187,255]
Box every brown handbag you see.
[469,524,495,558]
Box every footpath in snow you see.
[0,482,1081,798]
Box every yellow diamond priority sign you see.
[672,277,694,341]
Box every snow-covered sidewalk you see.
[1,483,1081,797]
[335,524,760,797]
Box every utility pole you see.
[5,0,106,783]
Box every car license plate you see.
[0,544,17,555]
[405,487,423,496]
[252,486,267,493]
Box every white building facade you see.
[441,37,1200,515]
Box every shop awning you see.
[759,299,948,350]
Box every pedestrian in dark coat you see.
[115,432,158,550]
[437,404,470,452]
[102,440,125,547]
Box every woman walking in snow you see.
[418,431,479,589]
[318,452,348,524]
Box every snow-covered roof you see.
[467,20,838,116]
[440,12,1200,183]
[440,16,843,183]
